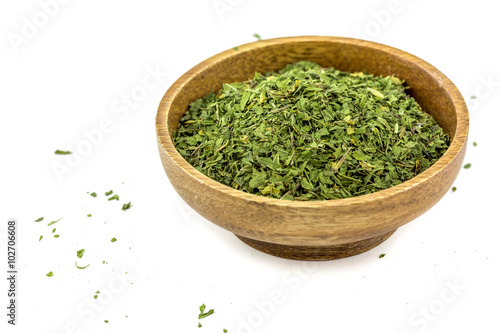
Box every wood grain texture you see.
[156,36,469,260]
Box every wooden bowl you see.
[156,36,469,260]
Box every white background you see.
[1,0,499,332]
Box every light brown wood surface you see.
[156,36,469,260]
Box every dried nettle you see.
[173,61,449,200]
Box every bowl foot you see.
[235,229,397,260]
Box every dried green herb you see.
[379,253,386,258]
[53,234,60,238]
[55,150,72,155]
[77,249,85,258]
[46,271,53,277]
[105,190,113,196]
[34,217,44,222]
[48,217,62,226]
[39,235,43,241]
[75,261,90,269]
[87,213,92,217]
[111,237,117,242]
[52,228,56,233]
[452,186,457,192]
[122,202,131,210]
[198,323,202,328]
[198,304,214,319]
[108,194,119,201]
[463,163,471,169]
[253,33,262,41]
[472,142,477,147]
[94,291,100,299]
[174,61,449,200]
[104,320,108,323]
[90,192,97,197]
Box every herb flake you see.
[75,261,90,269]
[48,217,63,226]
[77,249,85,258]
[54,150,72,155]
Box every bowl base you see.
[235,229,397,260]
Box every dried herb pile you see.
[173,61,449,200]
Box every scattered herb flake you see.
[379,253,386,258]
[54,150,72,155]
[54,235,60,238]
[233,46,239,51]
[75,261,90,269]
[48,217,63,226]
[52,228,56,233]
[46,271,53,277]
[90,192,97,197]
[463,163,472,169]
[198,304,214,319]
[224,330,228,333]
[104,320,108,323]
[198,323,202,328]
[473,142,477,147]
[253,33,262,40]
[105,190,113,196]
[34,217,44,222]
[111,237,117,242]
[108,194,119,201]
[39,235,43,241]
[470,95,477,99]
[77,249,85,258]
[452,186,457,192]
[94,291,100,299]
[121,202,131,210]
[87,214,92,217]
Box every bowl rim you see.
[156,35,469,209]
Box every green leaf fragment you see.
[111,237,117,242]
[379,253,386,258]
[34,217,44,222]
[48,217,63,226]
[46,271,53,277]
[54,150,72,155]
[77,249,85,258]
[90,192,97,197]
[463,163,471,169]
[198,304,214,319]
[108,194,119,201]
[75,261,90,269]
[122,202,131,210]
[105,190,113,196]
[253,33,262,40]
